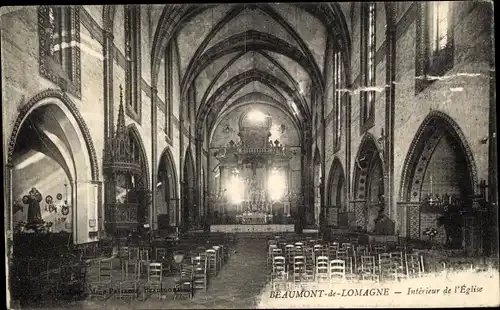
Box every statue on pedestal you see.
[27,187,42,223]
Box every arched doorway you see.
[400,111,478,248]
[326,158,345,227]
[353,134,384,232]
[312,146,322,228]
[157,148,178,230]
[7,91,99,246]
[182,148,196,231]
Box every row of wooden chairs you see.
[11,258,87,300]
[172,244,229,299]
[269,251,425,286]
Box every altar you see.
[236,212,273,224]
[210,224,294,233]
[210,109,296,226]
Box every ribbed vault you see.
[150,3,351,147]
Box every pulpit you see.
[103,86,149,238]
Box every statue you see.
[27,187,42,223]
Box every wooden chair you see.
[405,253,424,278]
[304,247,315,281]
[267,244,278,269]
[119,247,130,260]
[143,262,163,300]
[329,259,346,283]
[206,249,218,276]
[390,252,406,280]
[284,244,295,272]
[360,256,379,282]
[271,256,288,290]
[344,256,358,282]
[88,261,113,300]
[336,250,348,260]
[193,256,208,292]
[118,260,140,300]
[213,245,224,270]
[139,248,150,277]
[174,264,194,300]
[315,256,329,282]
[378,253,394,281]
[293,255,306,284]
[156,247,171,276]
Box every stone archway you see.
[400,111,478,201]
[353,133,384,232]
[6,90,99,245]
[157,147,178,230]
[326,157,345,227]
[182,147,196,231]
[327,158,346,208]
[399,111,478,246]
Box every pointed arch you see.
[183,147,196,190]
[313,145,322,165]
[6,89,99,242]
[399,110,479,202]
[353,132,383,201]
[127,124,150,189]
[158,147,179,200]
[326,157,346,208]
[182,146,196,230]
[6,89,99,180]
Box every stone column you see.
[396,202,421,239]
[102,29,114,238]
[385,14,397,222]
[151,86,158,230]
[103,30,114,144]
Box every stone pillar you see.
[102,30,114,238]
[396,202,421,240]
[151,86,157,230]
[350,200,367,231]
[103,30,114,144]
[385,8,396,222]
[264,161,269,204]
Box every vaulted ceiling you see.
[153,3,351,141]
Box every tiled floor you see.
[18,238,269,309]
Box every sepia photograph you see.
[1,2,498,309]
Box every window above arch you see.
[416,2,454,94]
[164,41,173,144]
[360,2,376,134]
[38,6,81,98]
[333,50,344,152]
[125,5,142,123]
